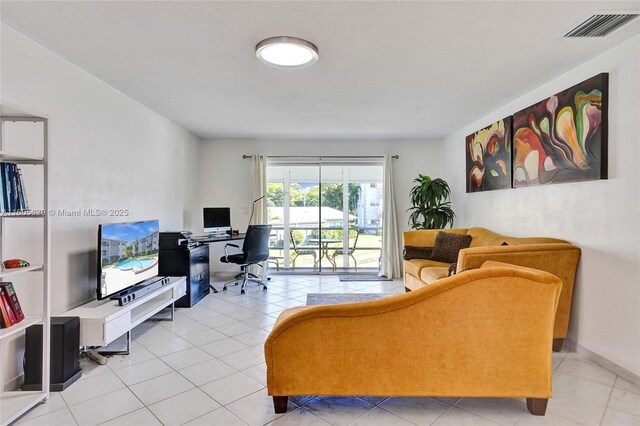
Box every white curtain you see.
[249,155,268,278]
[379,155,401,278]
[250,155,267,225]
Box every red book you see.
[0,289,17,326]
[1,283,24,322]
[0,292,10,328]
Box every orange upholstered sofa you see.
[403,227,580,351]
[265,262,562,416]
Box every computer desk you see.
[191,233,246,243]
[190,233,246,292]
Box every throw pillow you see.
[403,246,433,260]
[431,232,473,263]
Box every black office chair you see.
[220,225,272,295]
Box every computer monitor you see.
[203,207,231,235]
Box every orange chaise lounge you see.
[264,262,563,416]
[403,227,580,351]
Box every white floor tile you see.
[379,397,450,425]
[556,354,617,386]
[143,336,194,357]
[113,358,173,386]
[129,371,195,405]
[107,344,156,371]
[201,337,248,357]
[160,347,214,370]
[218,347,264,370]
[200,372,265,405]
[242,362,267,385]
[181,328,227,346]
[304,396,374,426]
[601,406,640,426]
[178,357,236,386]
[16,392,67,422]
[455,397,526,425]
[432,406,498,425]
[17,407,78,426]
[99,408,161,425]
[60,369,125,406]
[233,329,270,346]
[148,388,220,426]
[608,387,640,417]
[225,389,287,426]
[351,406,413,425]
[514,411,579,425]
[270,408,330,425]
[183,407,247,425]
[216,321,257,337]
[68,388,144,426]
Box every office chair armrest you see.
[224,243,241,262]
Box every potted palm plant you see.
[408,174,455,229]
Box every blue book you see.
[15,166,25,211]
[5,163,15,212]
[0,163,5,212]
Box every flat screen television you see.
[203,207,231,235]
[97,219,159,300]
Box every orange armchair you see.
[265,262,562,416]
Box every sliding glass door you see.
[266,158,383,274]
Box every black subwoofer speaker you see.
[22,316,82,391]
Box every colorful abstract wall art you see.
[512,73,608,187]
[465,117,513,193]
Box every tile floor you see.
[16,275,640,426]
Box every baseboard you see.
[565,338,640,386]
[3,373,23,391]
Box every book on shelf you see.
[0,286,18,327]
[0,162,29,213]
[1,282,25,323]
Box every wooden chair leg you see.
[552,338,564,352]
[526,398,548,416]
[273,396,288,413]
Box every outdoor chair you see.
[332,229,361,271]
[290,230,317,270]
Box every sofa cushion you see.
[404,259,448,278]
[431,232,473,263]
[420,267,450,283]
[403,245,433,260]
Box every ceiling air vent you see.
[564,13,639,37]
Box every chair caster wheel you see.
[223,287,227,291]
[241,289,245,295]
[263,286,267,291]
[235,283,238,286]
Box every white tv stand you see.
[63,276,186,353]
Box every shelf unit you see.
[0,110,50,426]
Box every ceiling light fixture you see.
[255,36,318,68]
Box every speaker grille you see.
[564,13,639,37]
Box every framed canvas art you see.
[465,116,512,193]
[512,73,608,187]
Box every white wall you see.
[198,139,445,273]
[442,35,640,377]
[1,24,200,386]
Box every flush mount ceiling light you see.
[255,36,319,68]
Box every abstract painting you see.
[512,73,608,187]
[465,117,512,193]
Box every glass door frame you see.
[267,157,384,274]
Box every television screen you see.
[203,207,231,233]
[98,220,159,300]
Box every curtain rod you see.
[242,155,399,159]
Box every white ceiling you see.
[1,1,639,140]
